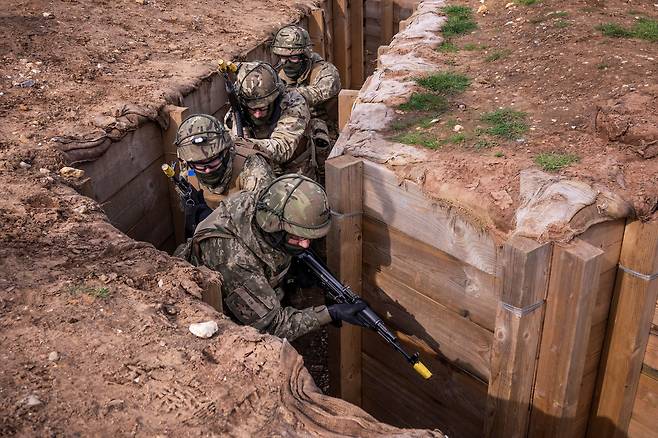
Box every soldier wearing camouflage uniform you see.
[227,62,317,180]
[178,174,368,340]
[175,114,273,210]
[272,25,341,172]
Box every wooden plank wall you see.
[358,160,498,437]
[589,220,658,438]
[364,0,416,77]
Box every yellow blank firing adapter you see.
[218,59,237,73]
[161,163,175,178]
[413,361,433,380]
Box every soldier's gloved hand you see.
[327,301,369,328]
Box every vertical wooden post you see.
[349,0,364,88]
[338,89,359,131]
[528,239,604,437]
[589,220,658,438]
[326,155,364,406]
[163,105,189,245]
[486,236,552,438]
[309,9,326,59]
[382,0,394,43]
[332,0,351,88]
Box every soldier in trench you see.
[225,62,321,181]
[271,25,341,181]
[173,113,274,232]
[176,174,369,340]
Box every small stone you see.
[59,166,85,179]
[17,79,36,88]
[25,394,42,407]
[505,2,514,8]
[19,161,31,169]
[157,279,164,288]
[48,351,59,362]
[39,168,50,175]
[477,4,488,14]
[73,205,87,215]
[189,321,219,338]
[42,12,54,19]
[453,124,464,132]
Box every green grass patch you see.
[516,0,539,5]
[438,41,459,52]
[390,115,438,131]
[597,23,634,38]
[597,20,658,41]
[416,72,470,94]
[552,11,569,18]
[463,43,486,51]
[68,284,111,299]
[633,18,658,42]
[441,5,478,37]
[393,132,441,150]
[494,151,505,157]
[481,109,528,139]
[597,62,610,70]
[534,152,580,171]
[485,49,511,62]
[399,93,449,112]
[474,139,498,150]
[446,133,467,144]
[555,19,570,28]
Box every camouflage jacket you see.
[278,52,341,119]
[227,89,315,178]
[182,190,332,341]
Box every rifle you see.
[296,250,433,380]
[161,163,210,237]
[218,59,244,138]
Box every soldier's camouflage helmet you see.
[175,114,233,163]
[255,174,331,240]
[175,114,234,191]
[271,25,312,57]
[235,62,285,110]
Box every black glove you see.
[328,301,369,328]
[183,190,212,238]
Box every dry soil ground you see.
[1,0,657,435]
[384,0,657,232]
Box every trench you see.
[74,0,417,425]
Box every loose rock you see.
[48,351,60,362]
[39,168,50,175]
[453,124,464,132]
[19,161,31,169]
[59,166,85,179]
[189,321,219,338]
[25,394,42,407]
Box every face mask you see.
[283,58,308,80]
[194,149,233,191]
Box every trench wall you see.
[77,0,409,251]
[328,1,658,437]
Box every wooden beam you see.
[308,9,326,59]
[362,330,487,437]
[528,239,604,437]
[628,372,658,438]
[349,0,364,88]
[325,155,363,406]
[589,220,658,437]
[337,89,359,131]
[363,216,497,331]
[164,106,189,245]
[331,0,350,89]
[362,160,498,275]
[382,0,394,43]
[485,236,552,438]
